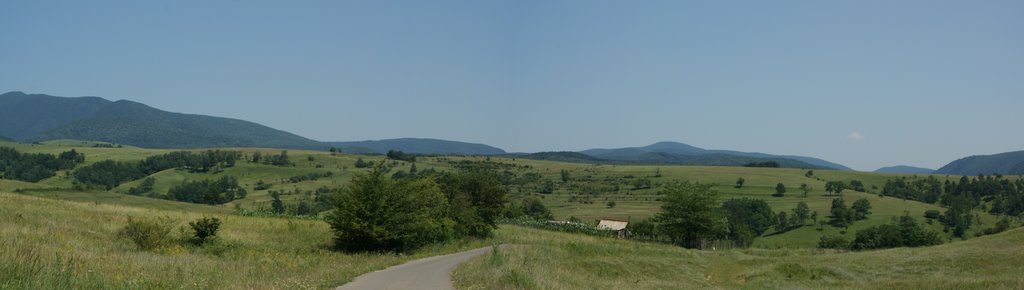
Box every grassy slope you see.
[455,225,1024,289]
[0,192,499,289]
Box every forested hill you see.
[0,91,325,149]
[581,141,850,170]
[327,138,507,155]
[936,151,1024,175]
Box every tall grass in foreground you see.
[0,192,500,289]
[455,225,1024,289]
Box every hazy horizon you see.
[2,1,1021,171]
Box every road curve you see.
[337,245,504,290]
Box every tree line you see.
[0,147,84,182]
[882,174,1024,237]
[73,150,242,190]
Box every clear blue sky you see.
[2,1,1021,171]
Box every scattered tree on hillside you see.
[773,183,787,197]
[776,211,790,232]
[825,181,847,196]
[830,198,854,227]
[851,198,872,220]
[799,183,811,198]
[271,191,285,214]
[735,178,746,188]
[560,169,571,183]
[849,180,866,192]
[793,201,810,226]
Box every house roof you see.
[597,219,628,231]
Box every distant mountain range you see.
[10,91,1021,175]
[935,151,1024,176]
[0,92,510,155]
[327,138,506,155]
[579,142,851,170]
[0,92,325,149]
[874,165,935,174]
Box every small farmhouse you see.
[597,219,629,238]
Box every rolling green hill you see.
[936,150,1024,175]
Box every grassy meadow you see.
[455,225,1024,289]
[0,191,499,289]
[0,140,1017,289]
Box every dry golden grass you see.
[0,192,499,289]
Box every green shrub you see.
[327,164,454,253]
[189,217,222,245]
[817,235,849,249]
[924,210,941,219]
[120,216,175,251]
[850,215,943,250]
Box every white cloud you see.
[847,132,863,141]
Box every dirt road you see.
[336,245,502,290]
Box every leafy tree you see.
[188,217,221,245]
[560,169,571,183]
[793,201,810,226]
[830,198,854,227]
[735,178,745,188]
[271,191,285,214]
[811,211,819,225]
[437,169,508,238]
[626,218,659,240]
[776,211,790,232]
[849,180,866,192]
[773,183,786,197]
[799,183,811,198]
[520,197,553,220]
[851,198,872,220]
[942,195,975,237]
[607,201,617,208]
[327,164,454,253]
[354,158,370,168]
[825,181,846,196]
[657,182,727,249]
[722,198,776,246]
[539,179,555,194]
